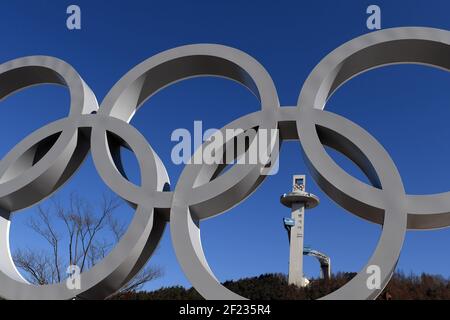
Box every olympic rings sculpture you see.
[0,27,449,300]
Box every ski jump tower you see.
[280,175,320,287]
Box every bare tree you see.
[12,192,163,295]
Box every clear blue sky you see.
[0,0,449,291]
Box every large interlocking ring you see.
[0,27,448,300]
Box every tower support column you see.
[288,202,305,286]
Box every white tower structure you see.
[280,175,319,287]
